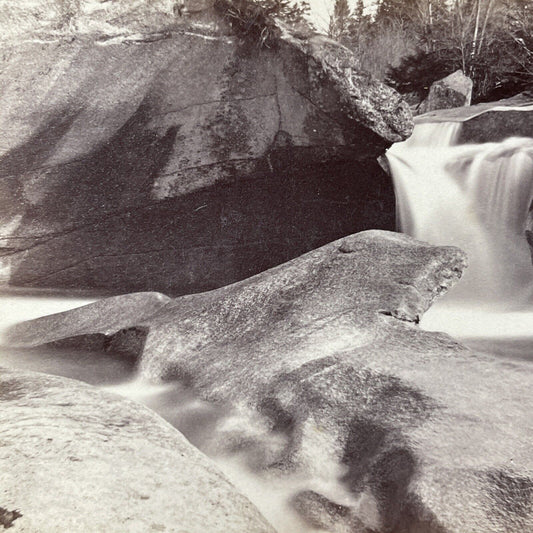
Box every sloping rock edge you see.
[4,231,465,350]
[0,366,274,533]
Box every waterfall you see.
[386,120,533,338]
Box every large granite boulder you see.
[0,367,274,533]
[7,230,533,533]
[416,70,473,115]
[0,0,412,295]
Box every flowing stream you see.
[2,115,533,531]
[0,293,327,533]
[387,118,533,353]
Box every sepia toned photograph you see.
[0,0,532,531]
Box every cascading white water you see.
[387,119,533,339]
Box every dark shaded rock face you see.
[8,230,533,533]
[0,367,274,533]
[0,0,412,295]
[526,205,533,263]
[459,109,533,144]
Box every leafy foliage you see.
[327,0,417,79]
[386,49,458,101]
[214,0,309,47]
[328,0,352,42]
[383,0,533,102]
[325,0,533,103]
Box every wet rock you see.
[458,98,533,144]
[417,70,473,115]
[0,367,274,533]
[0,0,412,295]
[527,202,533,264]
[8,230,533,532]
[12,230,533,532]
[291,491,369,532]
[416,91,533,143]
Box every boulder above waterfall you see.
[416,69,473,115]
[0,0,412,295]
[8,230,533,533]
[0,367,274,533]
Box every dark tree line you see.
[327,0,533,103]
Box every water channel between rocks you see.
[2,116,533,532]
[0,292,340,533]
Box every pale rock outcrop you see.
[417,69,473,115]
[7,230,533,533]
[0,367,274,533]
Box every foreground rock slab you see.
[0,367,274,533]
[7,230,533,533]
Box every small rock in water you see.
[291,490,369,532]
